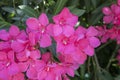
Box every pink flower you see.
[52,7,78,37]
[26,13,52,48]
[102,1,120,25]
[75,26,101,56]
[0,51,20,80]
[54,34,75,54]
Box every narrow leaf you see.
[54,0,68,15]
[19,5,38,17]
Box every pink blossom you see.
[0,51,20,80]
[52,7,78,37]
[74,26,101,56]
[102,1,120,25]
[26,13,52,48]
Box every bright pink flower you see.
[26,13,52,48]
[75,26,101,56]
[52,7,78,37]
[54,34,75,54]
[102,1,120,25]
[0,51,20,80]
[108,26,120,44]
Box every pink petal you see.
[12,73,25,80]
[66,15,78,27]
[8,51,15,62]
[73,49,87,64]
[118,0,120,5]
[30,50,41,60]
[86,26,98,37]
[47,24,54,36]
[45,73,55,80]
[53,24,62,36]
[102,7,112,15]
[27,67,38,79]
[53,8,71,24]
[11,41,25,52]
[88,37,101,48]
[0,69,9,80]
[59,7,72,19]
[16,51,28,61]
[42,52,51,63]
[56,42,65,53]
[18,62,29,72]
[83,45,94,56]
[26,18,39,30]
[35,60,46,70]
[28,32,36,46]
[0,51,7,60]
[103,16,113,24]
[17,30,28,40]
[39,34,51,48]
[0,42,10,50]
[8,63,19,75]
[66,68,74,77]
[9,25,20,36]
[39,13,49,26]
[0,30,9,41]
[38,70,47,80]
[63,26,74,37]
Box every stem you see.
[13,0,18,15]
[87,57,91,74]
[106,45,119,70]
[94,54,101,73]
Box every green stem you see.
[94,54,101,73]
[13,0,18,15]
[106,45,119,70]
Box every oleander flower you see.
[52,7,78,37]
[26,13,52,48]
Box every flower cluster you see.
[0,8,101,80]
[96,0,120,44]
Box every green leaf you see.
[114,75,120,80]
[54,0,68,15]
[19,5,38,17]
[2,7,15,13]
[98,69,114,80]
[75,70,80,76]
[0,21,10,28]
[89,13,103,25]
[70,8,86,17]
[84,0,91,12]
[2,7,24,16]
[91,0,97,8]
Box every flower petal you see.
[9,25,20,36]
[63,26,74,37]
[89,37,101,48]
[53,24,62,36]
[39,13,49,26]
[83,45,94,56]
[39,34,51,48]
[26,18,39,30]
